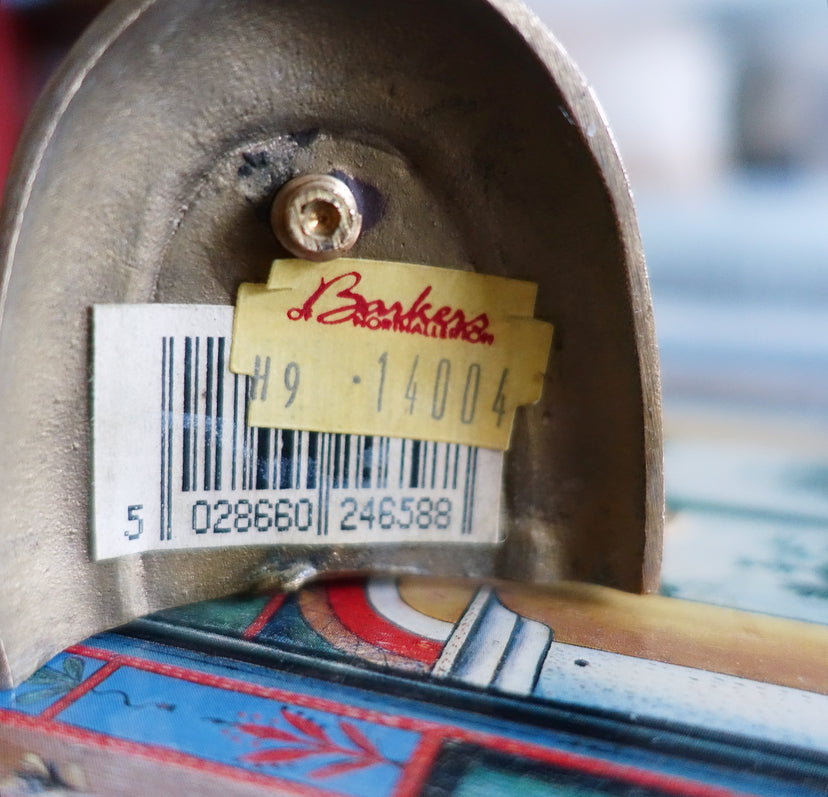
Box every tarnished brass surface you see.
[0,0,662,687]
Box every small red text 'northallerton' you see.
[286,271,495,345]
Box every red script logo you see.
[287,271,494,345]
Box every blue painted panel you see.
[57,665,418,797]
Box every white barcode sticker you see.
[92,305,503,559]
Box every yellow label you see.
[229,259,553,450]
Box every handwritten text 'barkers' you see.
[287,271,495,345]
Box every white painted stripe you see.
[366,578,454,641]
[431,587,492,678]
[449,597,518,688]
[492,618,552,696]
[536,642,828,754]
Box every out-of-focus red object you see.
[0,6,27,205]
[0,2,110,206]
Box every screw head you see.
[271,174,362,261]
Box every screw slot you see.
[271,174,362,262]
[301,198,342,238]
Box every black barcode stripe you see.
[242,376,250,490]
[332,433,342,489]
[166,338,174,540]
[409,440,420,488]
[271,429,278,490]
[159,336,174,541]
[307,432,318,489]
[204,337,213,490]
[182,337,192,492]
[452,444,460,490]
[280,429,294,489]
[383,437,390,489]
[241,393,248,489]
[467,448,478,534]
[343,435,351,489]
[362,436,372,489]
[325,432,334,534]
[248,412,256,492]
[231,373,239,490]
[376,438,382,489]
[271,428,280,489]
[355,435,364,490]
[316,433,325,534]
[318,433,326,534]
[319,434,327,535]
[192,337,199,491]
[461,447,472,535]
[215,338,225,490]
[461,447,479,535]
[256,428,269,489]
[295,429,303,490]
[160,337,168,540]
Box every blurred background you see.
[1,0,827,619]
[536,0,828,426]
[532,0,828,621]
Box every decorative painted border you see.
[1,639,761,797]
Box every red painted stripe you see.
[326,582,443,665]
[243,593,286,639]
[58,643,763,797]
[41,660,121,721]
[0,709,348,797]
[393,733,445,797]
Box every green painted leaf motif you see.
[26,667,75,687]
[14,658,86,706]
[62,656,85,683]
[14,686,66,705]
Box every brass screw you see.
[271,174,362,261]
